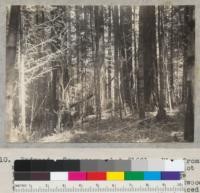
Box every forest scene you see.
[6,5,195,143]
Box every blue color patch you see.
[144,172,161,180]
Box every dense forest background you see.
[6,5,195,142]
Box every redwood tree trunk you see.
[142,6,157,109]
[120,6,133,112]
[184,6,195,142]
[138,6,145,118]
[156,6,167,120]
[113,6,122,119]
[6,6,20,135]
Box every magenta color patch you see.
[68,172,86,181]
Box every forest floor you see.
[39,107,185,143]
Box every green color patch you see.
[125,172,144,180]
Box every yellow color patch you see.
[106,172,124,180]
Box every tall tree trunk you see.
[98,7,107,111]
[50,8,59,132]
[67,6,73,85]
[18,11,26,134]
[94,6,104,123]
[138,6,157,118]
[6,6,20,137]
[184,6,194,142]
[120,6,133,112]
[107,6,112,101]
[138,6,146,118]
[89,6,96,114]
[141,6,157,110]
[182,43,187,103]
[133,7,138,110]
[80,6,89,128]
[75,6,82,116]
[113,6,122,119]
[75,6,81,84]
[156,6,167,120]
[169,6,174,108]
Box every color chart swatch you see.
[14,159,184,181]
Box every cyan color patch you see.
[144,172,161,180]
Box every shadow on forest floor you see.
[39,107,185,143]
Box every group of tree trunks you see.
[6,5,194,141]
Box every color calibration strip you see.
[14,159,184,172]
[14,159,183,181]
[14,171,181,181]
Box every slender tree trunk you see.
[74,6,82,117]
[156,6,167,120]
[50,9,59,132]
[67,6,73,85]
[75,6,81,84]
[19,13,26,133]
[169,6,174,108]
[138,7,145,118]
[113,6,122,119]
[89,6,97,119]
[182,45,187,103]
[107,6,112,101]
[6,6,20,136]
[133,7,138,110]
[98,7,107,111]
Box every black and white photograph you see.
[6,5,195,143]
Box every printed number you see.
[0,157,10,163]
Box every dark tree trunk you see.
[138,6,146,118]
[133,7,138,109]
[141,6,157,110]
[184,6,195,142]
[169,7,174,108]
[138,6,157,117]
[120,6,133,112]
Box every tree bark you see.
[113,6,122,119]
[169,6,174,108]
[156,6,167,120]
[142,6,157,109]
[184,6,194,142]
[107,6,112,101]
[75,6,81,84]
[94,6,104,123]
[138,6,146,118]
[120,6,133,112]
[133,7,139,110]
[50,8,59,132]
[6,6,20,136]
[18,12,26,134]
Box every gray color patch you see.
[80,160,98,171]
[97,160,115,171]
[113,160,131,171]
[131,160,148,171]
[147,159,165,171]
